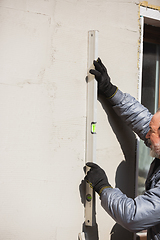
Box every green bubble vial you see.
[86,194,92,202]
[91,123,96,134]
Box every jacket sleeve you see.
[100,184,160,232]
[108,89,153,141]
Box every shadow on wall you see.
[79,94,137,240]
[99,95,136,240]
[99,95,137,197]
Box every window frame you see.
[136,6,160,198]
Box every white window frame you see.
[138,6,160,103]
[135,6,160,239]
[136,6,160,197]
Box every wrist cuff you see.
[106,87,118,99]
[102,83,118,99]
[99,186,113,195]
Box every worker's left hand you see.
[89,58,117,98]
[84,162,112,195]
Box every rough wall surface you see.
[0,1,159,240]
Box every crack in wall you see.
[0,5,50,17]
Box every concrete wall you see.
[0,1,159,240]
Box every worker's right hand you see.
[89,58,117,99]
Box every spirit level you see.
[78,30,98,240]
[78,232,86,240]
[85,30,98,226]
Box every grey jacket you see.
[101,89,160,240]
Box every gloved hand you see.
[84,162,112,195]
[89,58,117,98]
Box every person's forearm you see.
[108,89,152,141]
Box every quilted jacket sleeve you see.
[100,184,160,232]
[108,89,153,141]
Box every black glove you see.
[89,58,117,98]
[84,162,112,195]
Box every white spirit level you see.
[85,30,98,227]
[78,30,98,240]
